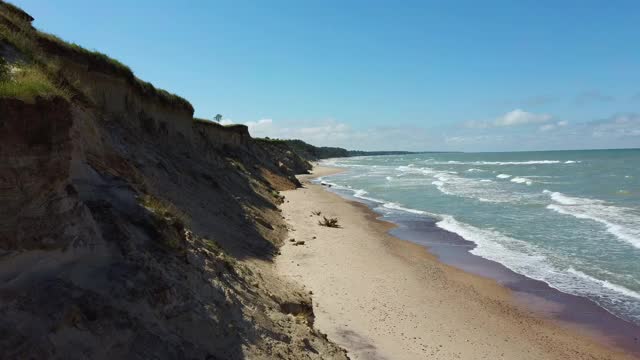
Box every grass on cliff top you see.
[194,118,249,131]
[0,1,193,112]
[0,62,70,101]
[254,137,287,145]
[0,1,33,22]
[37,32,133,78]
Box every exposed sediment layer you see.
[0,3,345,358]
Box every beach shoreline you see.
[276,165,638,360]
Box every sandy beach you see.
[276,166,637,360]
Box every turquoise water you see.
[319,149,640,325]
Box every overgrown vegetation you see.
[271,190,285,202]
[139,194,239,273]
[281,139,350,160]
[0,1,192,111]
[140,194,190,227]
[318,216,340,228]
[254,137,287,145]
[0,56,8,80]
[0,63,70,101]
[194,118,249,132]
[202,238,223,255]
[140,194,191,250]
[256,137,419,161]
[200,237,238,272]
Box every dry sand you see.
[276,166,637,360]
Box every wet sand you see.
[276,166,638,360]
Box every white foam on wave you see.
[496,174,512,179]
[396,165,438,176]
[382,202,429,215]
[435,215,640,323]
[352,189,386,204]
[397,165,529,203]
[436,215,547,269]
[467,168,485,173]
[426,160,566,166]
[510,177,533,185]
[319,158,340,167]
[568,268,640,301]
[380,201,640,323]
[544,190,640,249]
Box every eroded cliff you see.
[0,2,345,359]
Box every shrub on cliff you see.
[0,64,69,101]
[0,57,9,81]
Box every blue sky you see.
[15,0,640,151]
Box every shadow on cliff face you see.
[0,157,293,358]
[0,2,333,353]
[0,114,255,358]
[107,121,285,261]
[0,97,326,359]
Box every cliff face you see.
[39,43,194,146]
[0,3,343,359]
[0,97,78,250]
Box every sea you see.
[317,149,640,337]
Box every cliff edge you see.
[0,2,345,359]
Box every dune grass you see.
[0,0,193,111]
[0,63,70,101]
[0,1,33,23]
[254,137,287,145]
[37,32,133,78]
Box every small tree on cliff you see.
[214,114,222,122]
[0,57,9,82]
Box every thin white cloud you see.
[245,118,273,133]
[219,112,640,152]
[221,118,435,151]
[465,109,552,128]
[590,114,640,138]
[539,120,569,132]
[445,135,505,144]
[494,109,552,126]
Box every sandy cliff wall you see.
[0,97,85,249]
[0,2,347,357]
[0,4,344,358]
[0,94,344,359]
[35,35,194,146]
[57,61,194,145]
[194,121,251,150]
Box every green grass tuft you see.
[140,194,190,226]
[0,1,193,112]
[0,64,70,101]
[0,1,34,23]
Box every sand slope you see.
[277,167,636,360]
